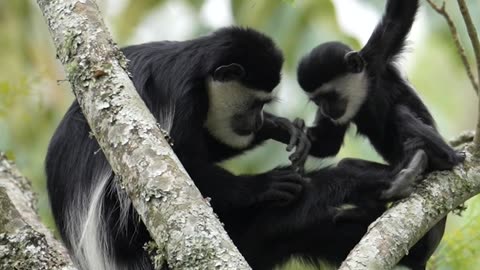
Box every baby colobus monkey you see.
[297,0,463,269]
[297,0,464,171]
[46,27,311,270]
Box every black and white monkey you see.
[46,27,315,270]
[297,0,464,171]
[47,26,429,270]
[297,0,463,269]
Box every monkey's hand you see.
[256,167,307,207]
[268,117,311,172]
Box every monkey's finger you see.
[270,167,298,176]
[289,136,311,167]
[289,151,304,168]
[273,118,299,152]
[286,127,299,152]
[291,152,308,173]
[456,151,466,162]
[270,182,303,194]
[289,140,303,161]
[293,118,306,130]
[274,173,305,185]
[277,172,305,182]
[258,190,297,206]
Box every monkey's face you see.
[205,63,275,149]
[298,42,368,124]
[308,72,368,124]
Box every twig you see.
[424,0,479,93]
[450,130,474,147]
[455,0,480,151]
[456,0,480,86]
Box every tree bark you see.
[339,134,479,270]
[0,153,77,270]
[35,0,250,269]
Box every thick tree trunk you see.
[0,153,76,270]
[35,0,250,269]
[339,133,479,270]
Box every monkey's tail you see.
[360,0,419,66]
[67,167,155,270]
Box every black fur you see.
[297,0,461,269]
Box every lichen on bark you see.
[0,154,76,270]
[36,0,251,268]
[339,136,480,270]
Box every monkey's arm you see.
[182,157,305,215]
[306,113,348,158]
[256,112,311,168]
[360,0,419,66]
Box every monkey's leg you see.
[337,158,390,171]
[395,105,465,171]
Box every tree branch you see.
[339,136,478,270]
[424,0,479,94]
[0,153,77,270]
[455,0,480,152]
[35,0,250,269]
[456,0,480,87]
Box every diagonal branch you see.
[339,136,480,269]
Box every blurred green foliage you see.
[0,0,479,269]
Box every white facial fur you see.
[309,71,369,124]
[205,79,272,149]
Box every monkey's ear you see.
[213,63,245,82]
[344,51,365,73]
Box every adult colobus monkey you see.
[297,0,463,269]
[46,27,311,270]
